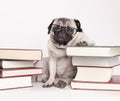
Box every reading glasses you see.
[51,24,77,34]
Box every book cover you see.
[0,76,32,90]
[0,48,42,60]
[72,56,120,67]
[0,60,34,69]
[66,46,120,57]
[71,75,120,91]
[0,67,43,77]
[74,67,112,82]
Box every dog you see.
[34,18,95,88]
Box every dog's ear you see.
[48,19,55,34]
[74,19,83,32]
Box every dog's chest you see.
[55,49,66,58]
[56,57,72,75]
[49,45,66,58]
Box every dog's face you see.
[48,18,83,45]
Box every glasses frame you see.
[51,24,78,34]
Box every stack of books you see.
[0,48,43,90]
[66,46,120,91]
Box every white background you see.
[0,0,120,101]
[0,0,120,72]
[0,0,120,53]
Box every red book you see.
[71,75,120,91]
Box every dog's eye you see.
[52,25,61,32]
[66,26,74,34]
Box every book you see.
[72,56,120,67]
[0,48,42,60]
[74,67,113,82]
[71,75,120,91]
[0,76,32,90]
[66,46,120,57]
[0,60,34,68]
[0,67,43,77]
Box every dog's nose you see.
[58,32,66,37]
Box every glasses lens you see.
[65,26,75,34]
[52,25,61,32]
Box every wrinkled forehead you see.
[53,18,76,28]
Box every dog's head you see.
[48,18,83,45]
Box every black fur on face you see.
[53,29,73,45]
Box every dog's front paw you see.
[54,80,67,88]
[77,41,88,46]
[42,79,54,88]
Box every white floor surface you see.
[0,82,120,101]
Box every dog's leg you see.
[34,57,49,83]
[53,77,72,88]
[68,32,95,46]
[53,66,77,88]
[43,56,56,87]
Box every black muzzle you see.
[53,30,72,45]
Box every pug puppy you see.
[36,18,95,88]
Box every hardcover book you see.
[72,56,120,67]
[0,67,43,77]
[66,46,120,57]
[0,48,42,60]
[0,76,32,90]
[0,60,34,69]
[71,75,120,91]
[74,67,113,82]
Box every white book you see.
[71,75,120,91]
[0,76,32,90]
[0,60,34,68]
[72,56,120,67]
[0,67,43,77]
[0,48,42,60]
[66,46,120,57]
[74,67,112,82]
